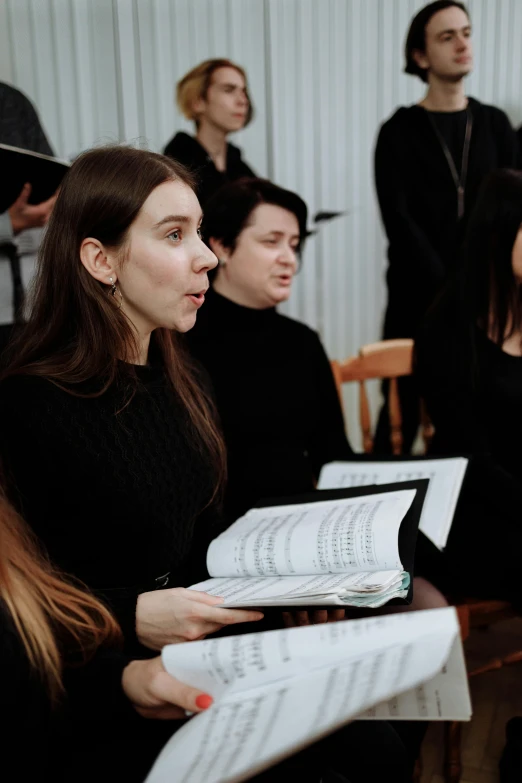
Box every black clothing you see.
[163,131,255,206]
[185,287,353,521]
[376,97,518,339]
[0,82,54,326]
[429,108,468,175]
[0,363,216,649]
[0,600,177,783]
[0,81,53,156]
[414,312,522,603]
[500,717,522,783]
[374,97,517,454]
[1,603,54,780]
[186,289,423,781]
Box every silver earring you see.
[108,277,122,309]
[218,258,226,267]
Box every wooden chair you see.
[331,338,434,454]
[331,338,522,783]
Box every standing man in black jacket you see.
[374,0,518,452]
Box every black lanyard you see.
[426,105,473,220]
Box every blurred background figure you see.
[163,58,256,205]
[0,81,57,354]
[373,1,518,453]
[186,177,353,523]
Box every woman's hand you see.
[122,655,214,720]
[281,608,346,627]
[136,587,264,650]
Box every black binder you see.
[0,143,70,213]
[254,479,429,606]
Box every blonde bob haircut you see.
[176,58,253,127]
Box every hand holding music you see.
[8,182,57,234]
[136,587,264,650]
[122,655,214,720]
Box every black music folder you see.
[0,143,70,213]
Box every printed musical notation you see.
[318,457,468,551]
[207,491,414,579]
[148,609,468,783]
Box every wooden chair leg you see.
[444,721,462,783]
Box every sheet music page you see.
[191,571,402,600]
[207,490,415,578]
[189,571,404,607]
[161,607,458,700]
[359,637,471,720]
[147,608,463,783]
[318,458,468,551]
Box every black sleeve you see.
[307,331,354,479]
[375,123,446,288]
[490,107,518,168]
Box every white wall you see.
[2,0,522,446]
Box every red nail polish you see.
[196,694,213,710]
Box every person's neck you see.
[419,78,467,112]
[196,122,228,170]
[126,331,151,366]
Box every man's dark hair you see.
[404,1,469,83]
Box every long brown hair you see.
[0,492,120,704]
[3,146,226,499]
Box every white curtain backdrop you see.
[2,0,521,446]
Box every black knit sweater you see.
[185,288,353,522]
[0,362,216,647]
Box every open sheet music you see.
[191,489,418,607]
[145,608,470,783]
[360,636,471,720]
[318,457,468,551]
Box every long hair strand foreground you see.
[0,494,121,704]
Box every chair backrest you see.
[331,338,434,454]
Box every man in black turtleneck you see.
[374,1,518,451]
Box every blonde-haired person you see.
[0,493,218,781]
[163,58,256,205]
